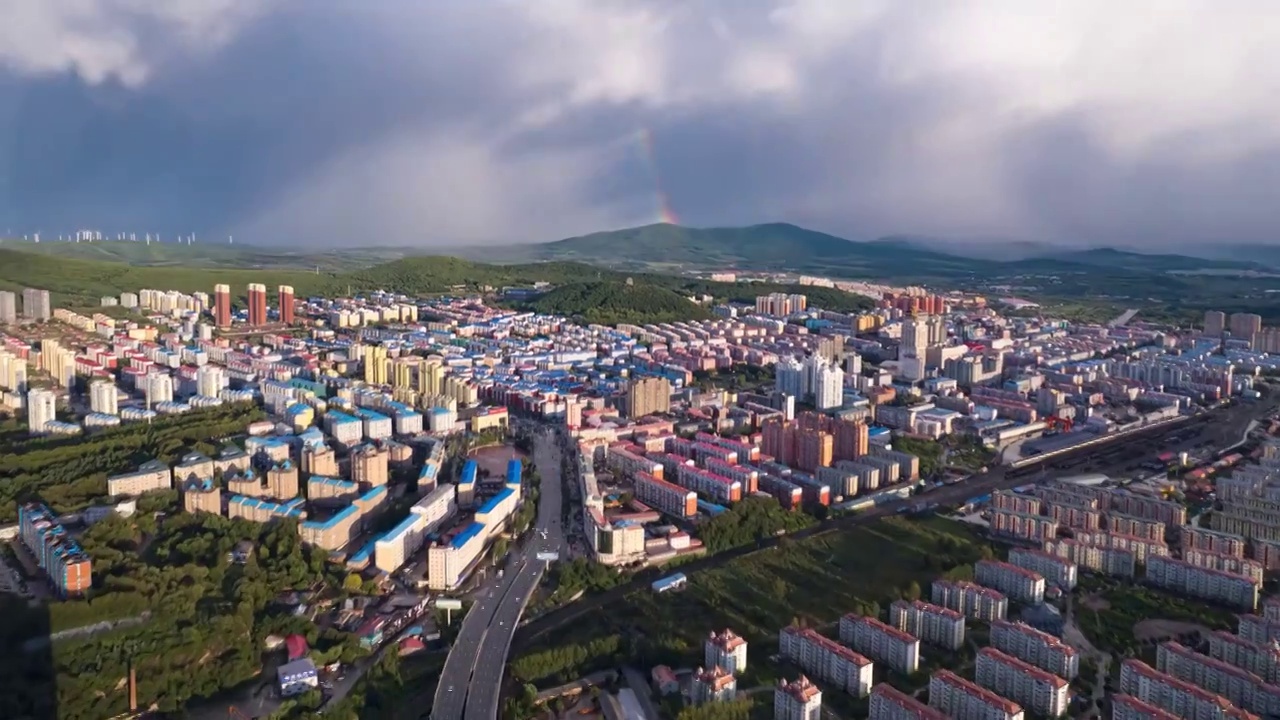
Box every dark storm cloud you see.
[1,0,1278,249]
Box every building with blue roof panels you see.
[506,459,522,487]
[324,410,363,446]
[427,521,490,590]
[308,475,359,502]
[475,486,517,538]
[352,407,393,440]
[19,503,92,596]
[459,459,478,487]
[227,495,307,523]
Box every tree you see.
[903,580,922,601]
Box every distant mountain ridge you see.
[467,222,1267,279]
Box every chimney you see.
[129,664,138,713]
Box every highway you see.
[432,428,566,720]
[513,399,1279,651]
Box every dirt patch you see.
[1080,594,1111,611]
[469,444,528,478]
[1134,619,1212,643]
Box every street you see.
[434,428,567,720]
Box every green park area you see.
[510,516,995,715]
[1074,575,1237,656]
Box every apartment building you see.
[1182,527,1248,558]
[302,444,340,477]
[975,647,1069,717]
[625,376,671,418]
[1157,641,1280,717]
[705,629,748,675]
[426,522,488,591]
[1208,630,1280,685]
[1109,694,1182,720]
[308,476,359,502]
[1146,555,1260,610]
[839,614,921,674]
[928,669,1025,720]
[992,490,1041,516]
[1120,659,1259,720]
[991,509,1059,542]
[373,485,457,573]
[180,477,222,514]
[990,620,1079,679]
[690,666,736,705]
[1239,614,1280,646]
[868,683,948,720]
[889,599,966,651]
[1073,530,1169,565]
[351,444,390,486]
[227,495,306,524]
[1108,513,1168,543]
[634,471,697,518]
[931,579,1008,621]
[106,459,172,497]
[774,676,822,720]
[778,626,873,697]
[1032,483,1101,509]
[299,486,386,551]
[1183,548,1265,584]
[1042,538,1136,578]
[1045,503,1101,531]
[19,503,92,597]
[1008,548,1078,590]
[1108,490,1187,528]
[172,452,214,485]
[1250,537,1280,573]
[976,560,1046,604]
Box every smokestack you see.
[129,663,138,713]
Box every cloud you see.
[1,0,1279,249]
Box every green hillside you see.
[0,248,327,305]
[525,281,713,325]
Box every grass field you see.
[510,516,994,693]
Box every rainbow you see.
[637,127,680,225]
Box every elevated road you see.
[432,428,566,720]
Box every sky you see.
[1,0,1279,250]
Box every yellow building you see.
[181,477,222,515]
[351,444,390,487]
[302,444,339,477]
[362,345,389,385]
[469,407,509,433]
[417,359,445,396]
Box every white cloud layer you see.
[1,0,1278,248]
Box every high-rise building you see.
[213,284,232,327]
[1204,310,1226,338]
[1230,313,1263,342]
[774,676,822,720]
[778,626,873,697]
[363,345,389,385]
[0,290,15,324]
[22,288,51,321]
[247,283,268,326]
[89,380,119,415]
[990,620,1079,680]
[19,502,92,596]
[705,629,748,675]
[146,373,174,406]
[196,365,225,398]
[278,285,295,324]
[812,359,845,410]
[625,376,671,418]
[901,316,930,359]
[27,388,57,434]
[1119,659,1255,720]
[690,666,737,704]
